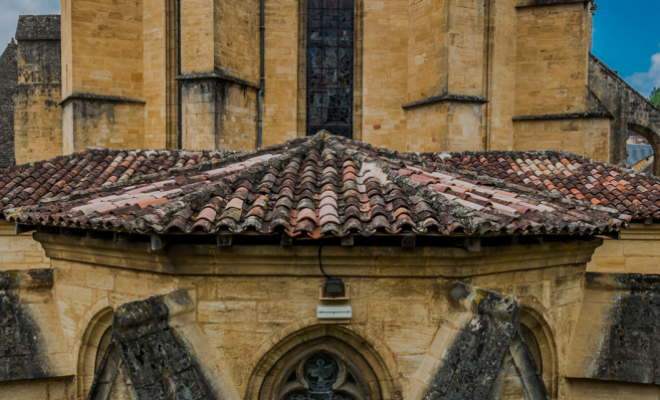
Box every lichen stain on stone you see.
[0,269,51,382]
[423,283,520,400]
[593,274,660,385]
[107,293,220,399]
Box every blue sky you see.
[1,0,59,49]
[1,1,658,97]
[592,1,660,96]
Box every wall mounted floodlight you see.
[324,278,345,296]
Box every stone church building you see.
[2,1,660,400]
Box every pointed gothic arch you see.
[627,123,659,175]
[519,307,558,398]
[77,307,114,398]
[245,324,398,400]
[297,0,363,139]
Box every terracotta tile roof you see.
[0,148,245,210]
[417,150,660,220]
[5,134,628,238]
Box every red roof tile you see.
[4,134,629,238]
[420,150,659,220]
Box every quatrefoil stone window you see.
[279,353,363,400]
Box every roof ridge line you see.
[324,135,479,235]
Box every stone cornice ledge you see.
[176,71,261,90]
[59,93,147,107]
[35,233,601,278]
[402,94,488,110]
[17,82,61,88]
[512,111,613,121]
[516,0,591,8]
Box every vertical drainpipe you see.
[257,0,265,149]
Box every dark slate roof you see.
[6,134,628,237]
[15,15,61,41]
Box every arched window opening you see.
[77,308,114,398]
[281,353,359,400]
[626,131,655,174]
[94,325,114,373]
[252,334,387,400]
[519,308,557,399]
[520,323,542,374]
[305,0,355,138]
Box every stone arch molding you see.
[407,283,550,400]
[245,324,400,400]
[627,122,660,175]
[588,54,660,175]
[518,306,558,398]
[77,306,114,398]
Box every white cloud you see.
[626,51,660,97]
[0,0,60,49]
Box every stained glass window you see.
[306,0,355,138]
[283,354,356,400]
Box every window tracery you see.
[305,0,355,138]
[277,353,363,400]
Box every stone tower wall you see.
[13,15,63,165]
[61,0,146,153]
[0,41,18,167]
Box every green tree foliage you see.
[650,87,660,107]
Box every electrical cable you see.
[318,245,330,278]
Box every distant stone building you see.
[0,39,17,167]
[1,1,660,173]
[0,15,61,167]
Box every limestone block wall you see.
[567,273,660,395]
[30,233,606,399]
[407,0,449,103]
[0,221,50,270]
[0,379,73,400]
[471,264,586,399]
[514,2,590,117]
[14,84,63,164]
[484,0,517,151]
[587,224,660,274]
[359,0,408,150]
[181,80,258,150]
[570,380,660,399]
[64,0,144,99]
[261,0,301,147]
[62,99,145,153]
[142,0,167,149]
[404,101,484,152]
[14,38,63,164]
[214,0,260,84]
[180,0,214,74]
[0,41,18,167]
[0,269,74,396]
[588,55,660,173]
[512,117,610,163]
[445,0,485,96]
[47,0,605,159]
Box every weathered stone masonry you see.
[0,269,52,381]
[13,15,62,165]
[589,54,660,175]
[0,41,17,168]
